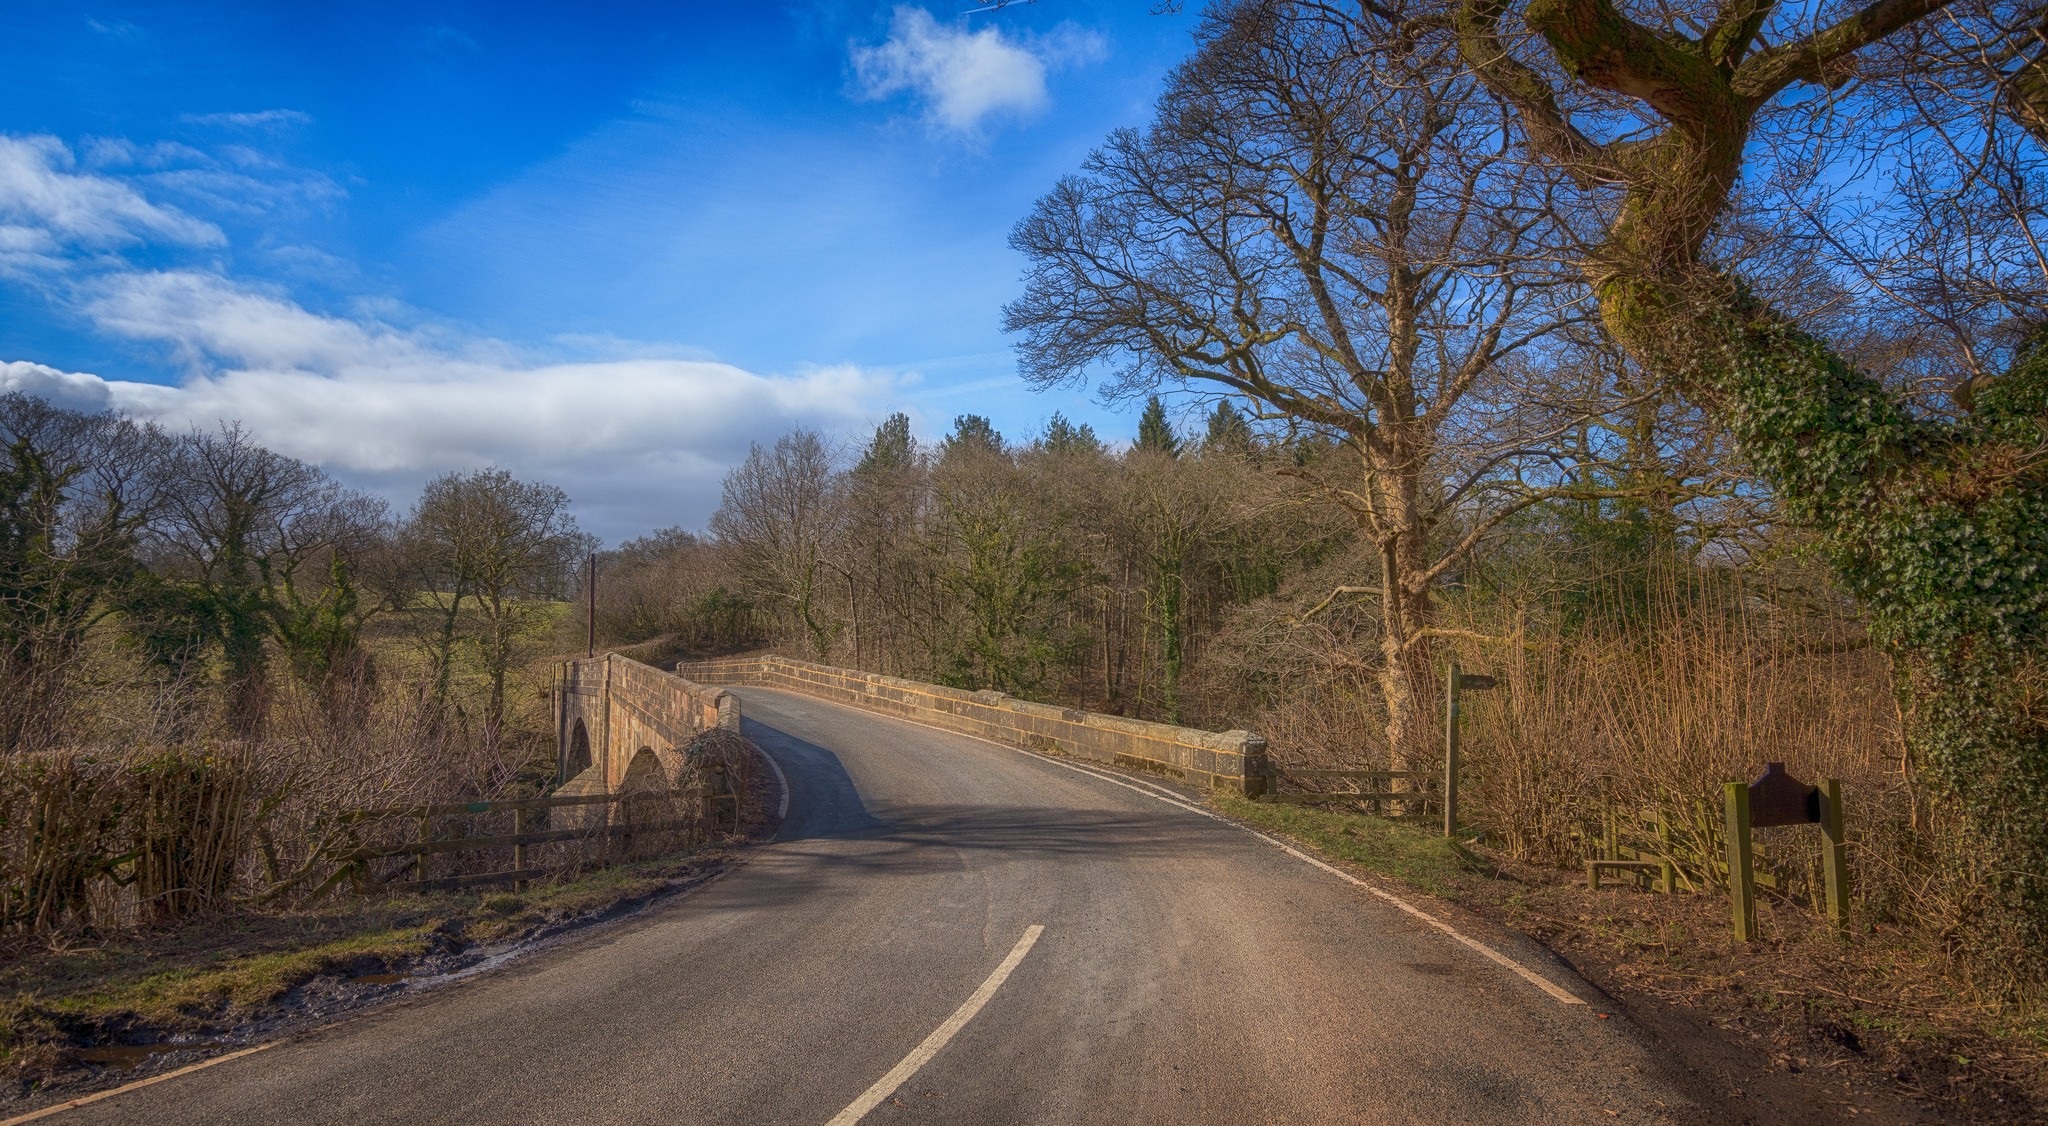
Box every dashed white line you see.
[824,924,1045,1126]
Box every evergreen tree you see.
[942,414,1004,459]
[856,413,916,475]
[1203,400,1251,454]
[1135,396,1179,458]
[1041,412,1104,456]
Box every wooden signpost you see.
[1725,762,1850,940]
[1443,663,1497,838]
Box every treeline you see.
[0,392,592,771]
[598,402,1352,723]
[597,396,1717,743]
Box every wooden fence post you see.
[416,812,432,885]
[1821,778,1850,932]
[513,807,529,892]
[1724,782,1756,941]
[1656,812,1678,895]
[1444,663,1461,838]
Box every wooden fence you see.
[1580,797,1808,900]
[1257,767,1446,822]
[305,777,744,901]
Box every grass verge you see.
[0,852,729,1089]
[1211,795,1483,896]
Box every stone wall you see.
[555,654,740,792]
[675,656,1268,796]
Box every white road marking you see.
[825,924,1044,1126]
[0,1044,275,1125]
[760,693,1588,1007]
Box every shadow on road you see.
[728,715,1255,916]
[742,716,890,841]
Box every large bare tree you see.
[1007,0,1603,766]
[155,425,351,738]
[403,468,591,747]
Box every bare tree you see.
[153,425,350,738]
[265,489,388,723]
[710,431,843,660]
[403,469,591,746]
[1007,0,1602,765]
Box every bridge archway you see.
[564,719,593,782]
[620,746,667,791]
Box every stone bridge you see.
[553,653,739,796]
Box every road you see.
[50,687,1716,1124]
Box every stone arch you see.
[565,719,593,781]
[620,746,668,792]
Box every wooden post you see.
[1656,812,1678,895]
[513,807,529,891]
[1821,778,1850,933]
[586,551,597,659]
[416,813,432,885]
[1443,663,1461,838]
[1724,782,1756,941]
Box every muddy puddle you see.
[75,1042,222,1069]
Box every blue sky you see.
[0,2,1201,540]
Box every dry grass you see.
[1199,555,2041,1015]
[1437,566,1963,947]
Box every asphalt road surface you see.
[52,687,1718,1125]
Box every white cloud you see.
[78,138,210,170]
[0,360,117,413]
[0,135,223,262]
[110,356,891,476]
[0,129,904,537]
[851,8,1103,134]
[7,273,903,536]
[86,270,429,373]
[84,271,897,467]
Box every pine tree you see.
[856,413,916,475]
[1135,396,1178,458]
[1041,412,1103,455]
[942,414,1004,459]
[1203,400,1251,454]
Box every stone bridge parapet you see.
[675,655,1268,797]
[554,653,740,793]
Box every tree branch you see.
[1294,584,1386,622]
[1733,0,1958,102]
[1454,0,1625,182]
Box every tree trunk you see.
[1377,547,1436,776]
[430,592,461,720]
[1156,553,1185,724]
[486,595,510,751]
